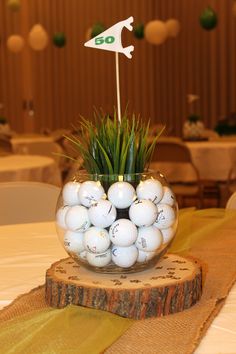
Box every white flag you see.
[84,16,134,59]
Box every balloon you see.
[91,23,106,38]
[199,7,218,30]
[7,0,21,11]
[7,35,24,53]
[134,23,144,39]
[144,20,168,45]
[233,2,236,17]
[165,19,180,38]
[53,32,66,48]
[28,24,49,51]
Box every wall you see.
[0,0,235,135]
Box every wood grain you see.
[45,254,202,319]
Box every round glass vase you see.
[56,170,178,274]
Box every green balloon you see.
[53,32,66,48]
[199,7,218,30]
[134,23,144,39]
[91,23,106,38]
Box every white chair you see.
[0,181,61,225]
[226,191,236,210]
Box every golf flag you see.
[84,16,134,59]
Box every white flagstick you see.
[115,52,121,123]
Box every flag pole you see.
[115,52,121,123]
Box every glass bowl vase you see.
[56,170,178,273]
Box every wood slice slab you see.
[45,254,202,319]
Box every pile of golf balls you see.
[56,177,178,270]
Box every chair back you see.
[0,181,60,225]
[0,134,12,153]
[152,140,192,163]
[226,191,236,210]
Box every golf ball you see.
[161,227,175,244]
[62,181,81,206]
[108,181,136,209]
[135,226,163,252]
[88,199,117,228]
[129,199,157,227]
[136,178,164,204]
[154,203,176,229]
[64,230,85,254]
[111,244,138,268]
[84,227,110,253]
[65,205,91,232]
[56,205,70,229]
[109,218,138,246]
[137,249,156,263]
[159,186,175,206]
[87,249,112,267]
[78,181,105,207]
[78,250,87,260]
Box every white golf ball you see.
[88,199,117,228]
[111,244,138,268]
[136,178,164,204]
[65,205,91,232]
[129,199,157,227]
[137,249,156,263]
[64,230,85,254]
[108,181,136,209]
[135,226,163,252]
[84,227,110,253]
[62,181,81,206]
[78,181,105,207]
[154,203,176,229]
[159,186,175,206]
[56,205,70,229]
[78,250,87,260]
[161,227,175,244]
[87,249,112,267]
[109,218,138,246]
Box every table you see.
[186,140,236,181]
[11,134,53,155]
[0,216,235,353]
[0,154,62,186]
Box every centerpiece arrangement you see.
[56,111,178,273]
[47,17,202,318]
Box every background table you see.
[0,218,235,353]
[0,155,62,186]
[11,134,53,155]
[186,140,236,181]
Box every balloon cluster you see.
[6,24,66,53]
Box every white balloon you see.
[7,35,24,53]
[28,24,49,51]
[145,20,168,45]
[165,19,180,38]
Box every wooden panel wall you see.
[0,0,235,135]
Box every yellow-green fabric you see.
[0,305,133,354]
[170,207,236,254]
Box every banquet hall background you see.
[0,0,235,135]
